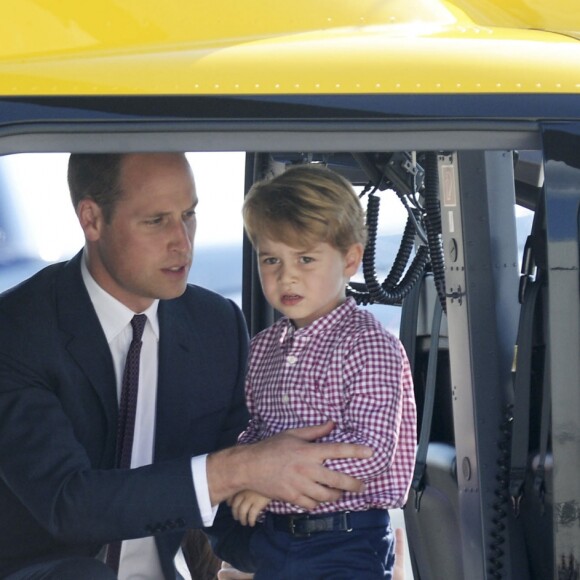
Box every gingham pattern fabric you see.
[239,297,417,515]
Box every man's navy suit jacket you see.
[0,251,251,578]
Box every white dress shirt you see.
[81,256,216,579]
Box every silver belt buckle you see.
[344,510,353,532]
[289,514,311,537]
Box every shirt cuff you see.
[191,454,219,527]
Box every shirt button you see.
[286,355,298,365]
[281,394,290,404]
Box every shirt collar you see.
[279,297,356,344]
[81,251,160,343]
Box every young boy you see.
[231,164,416,579]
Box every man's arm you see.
[206,421,372,510]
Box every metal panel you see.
[439,151,524,579]
[0,127,540,157]
[541,125,580,578]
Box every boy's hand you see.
[218,562,254,579]
[229,490,271,526]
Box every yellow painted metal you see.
[0,0,578,96]
[450,0,580,35]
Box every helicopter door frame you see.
[438,151,525,579]
[541,124,580,575]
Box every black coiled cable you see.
[384,208,418,289]
[424,152,447,314]
[347,152,446,308]
[347,193,429,305]
[488,403,514,579]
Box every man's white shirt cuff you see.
[191,454,219,526]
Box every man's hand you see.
[228,490,270,526]
[207,421,372,510]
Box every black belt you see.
[266,509,389,538]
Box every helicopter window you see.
[0,152,245,303]
[0,148,536,326]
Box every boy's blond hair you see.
[243,164,367,253]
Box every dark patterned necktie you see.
[106,313,147,573]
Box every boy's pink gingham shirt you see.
[239,297,417,515]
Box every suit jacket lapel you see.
[56,252,118,436]
[154,299,199,461]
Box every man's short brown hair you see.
[67,154,125,223]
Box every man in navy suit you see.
[0,153,370,579]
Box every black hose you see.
[347,193,429,305]
[487,404,514,579]
[383,211,417,290]
[347,152,446,308]
[424,153,447,313]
